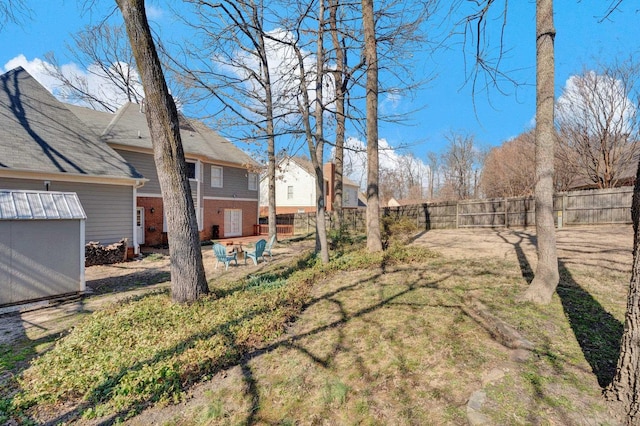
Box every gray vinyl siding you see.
[203,164,259,199]
[0,219,82,304]
[116,150,161,194]
[0,178,134,246]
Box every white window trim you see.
[287,185,293,199]
[211,165,223,188]
[186,160,199,181]
[248,172,258,191]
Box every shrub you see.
[381,215,418,248]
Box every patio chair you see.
[213,243,238,270]
[264,234,277,260]
[245,238,267,265]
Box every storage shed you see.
[0,190,86,306]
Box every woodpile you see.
[85,239,128,266]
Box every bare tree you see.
[291,0,331,263]
[379,152,427,203]
[458,0,559,302]
[521,0,559,303]
[606,158,640,423]
[362,0,382,252]
[44,23,144,112]
[0,0,29,30]
[427,151,439,200]
[440,131,479,200]
[602,6,640,424]
[481,131,536,198]
[327,0,365,229]
[556,62,640,189]
[168,0,284,242]
[481,128,577,198]
[115,0,208,303]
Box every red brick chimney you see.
[323,162,335,212]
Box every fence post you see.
[456,201,459,229]
[504,197,508,228]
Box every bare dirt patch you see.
[413,224,632,274]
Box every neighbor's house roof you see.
[0,67,143,182]
[0,189,86,220]
[566,149,640,191]
[68,102,258,168]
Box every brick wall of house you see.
[202,199,258,240]
[138,196,165,246]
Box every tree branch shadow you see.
[556,262,623,388]
[494,228,623,388]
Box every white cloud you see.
[146,5,164,20]
[335,136,429,192]
[214,28,336,125]
[380,90,402,113]
[3,54,143,111]
[4,55,60,92]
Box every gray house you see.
[67,102,260,246]
[0,67,145,253]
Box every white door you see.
[224,209,242,237]
[136,207,145,245]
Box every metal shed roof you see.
[0,190,86,220]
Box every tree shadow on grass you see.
[87,269,170,294]
[496,229,623,388]
[556,262,623,388]
[0,299,93,425]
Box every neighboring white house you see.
[259,156,361,215]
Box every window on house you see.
[287,185,293,199]
[248,172,258,191]
[344,189,350,203]
[211,166,223,188]
[186,161,197,180]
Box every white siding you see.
[273,162,316,208]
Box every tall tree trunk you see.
[605,159,640,424]
[521,0,559,303]
[262,35,278,242]
[314,0,330,263]
[116,0,208,303]
[291,2,330,263]
[361,0,382,252]
[329,0,345,230]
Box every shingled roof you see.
[68,102,258,168]
[0,67,142,180]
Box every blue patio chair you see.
[213,243,237,270]
[245,239,267,265]
[264,234,277,261]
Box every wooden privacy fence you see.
[274,186,633,235]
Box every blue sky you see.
[0,1,638,165]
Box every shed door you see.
[136,207,145,245]
[224,209,242,237]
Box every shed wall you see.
[0,219,82,305]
